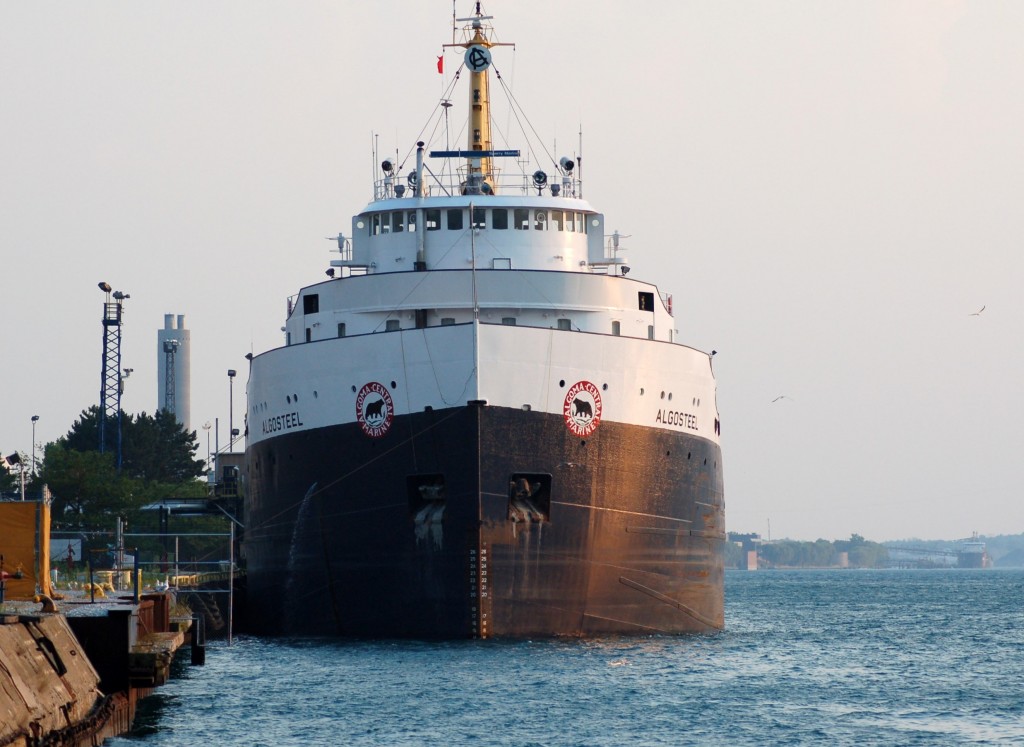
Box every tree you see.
[60,406,205,482]
[121,410,205,483]
[40,444,138,529]
[39,407,206,532]
[1,457,18,494]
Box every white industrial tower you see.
[157,314,191,430]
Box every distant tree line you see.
[727,533,889,569]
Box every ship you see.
[241,4,725,638]
[957,533,992,569]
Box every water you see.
[110,570,1023,746]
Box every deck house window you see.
[612,321,621,336]
[303,294,319,314]
[441,317,455,326]
[552,211,564,231]
[567,211,576,232]
[447,209,463,230]
[407,211,417,232]
[386,319,400,331]
[305,328,312,342]
[337,323,346,338]
[514,208,529,230]
[392,211,404,232]
[492,209,508,229]
[372,214,382,235]
[502,317,517,325]
[426,209,441,231]
[557,318,571,330]
[648,325,655,340]
[534,210,547,231]
[471,207,485,229]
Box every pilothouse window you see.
[514,208,529,230]
[471,208,485,229]
[426,209,441,231]
[534,210,547,231]
[492,209,508,229]
[447,209,463,230]
[392,211,404,232]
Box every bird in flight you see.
[969,305,986,316]
[772,395,793,403]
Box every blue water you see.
[110,570,1023,746]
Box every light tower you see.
[98,282,129,470]
[162,340,180,414]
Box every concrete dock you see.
[0,590,194,747]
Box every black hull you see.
[242,404,724,638]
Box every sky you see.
[2,1,1021,542]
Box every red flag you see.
[437,55,444,74]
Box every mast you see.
[447,3,513,194]
[466,19,493,188]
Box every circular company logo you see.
[355,382,394,438]
[563,380,602,437]
[464,45,492,73]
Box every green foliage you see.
[62,406,205,483]
[39,407,207,537]
[40,444,139,528]
[755,534,889,569]
[0,461,17,493]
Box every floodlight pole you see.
[30,416,39,477]
[98,282,129,471]
[227,370,236,450]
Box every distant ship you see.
[957,534,992,569]
[241,4,725,638]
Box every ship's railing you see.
[373,165,582,202]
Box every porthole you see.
[314,391,318,398]
[660,391,665,399]
[286,395,291,404]
[602,383,608,391]
[356,220,366,230]
[559,379,565,387]
[668,393,672,401]
[351,385,357,393]
[640,388,645,395]
[390,380,397,389]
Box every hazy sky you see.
[2,1,1021,542]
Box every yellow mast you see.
[467,22,493,189]
[445,5,513,194]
